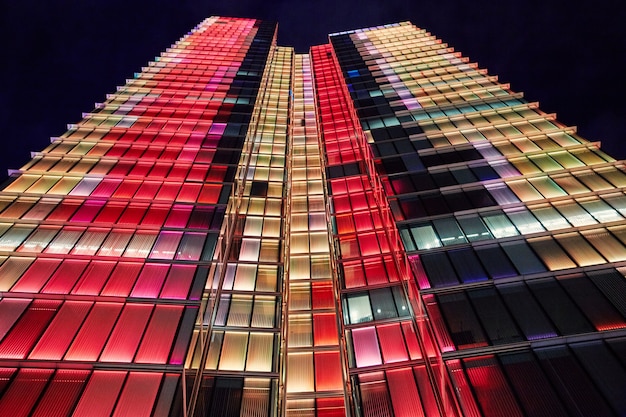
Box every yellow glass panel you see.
[246,333,274,372]
[218,331,248,371]
[286,352,314,393]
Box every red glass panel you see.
[29,300,92,360]
[386,367,425,417]
[101,262,143,297]
[135,305,184,364]
[100,303,153,363]
[169,306,198,365]
[0,368,53,417]
[377,323,409,363]
[94,201,126,223]
[71,260,116,295]
[71,199,105,222]
[154,183,182,201]
[335,214,355,234]
[413,365,441,417]
[91,178,122,197]
[313,313,338,346]
[314,351,343,391]
[401,321,422,360]
[112,372,163,417]
[464,356,524,417]
[363,257,387,286]
[342,260,366,288]
[135,181,161,199]
[0,299,30,340]
[198,183,222,204]
[30,369,90,417]
[316,397,346,417]
[42,259,89,294]
[65,302,123,361]
[177,183,202,202]
[0,299,61,359]
[47,200,81,221]
[131,263,169,298]
[112,180,141,198]
[160,264,195,299]
[311,280,334,309]
[118,203,149,224]
[141,204,170,225]
[165,205,192,227]
[11,258,61,293]
[72,370,127,417]
[446,359,484,417]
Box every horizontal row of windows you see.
[27,155,240,183]
[426,270,626,350]
[446,340,626,416]
[401,193,626,251]
[391,167,626,221]
[412,226,626,289]
[346,320,422,368]
[0,298,196,364]
[0,369,182,417]
[0,198,224,230]
[0,226,216,262]
[5,174,232,204]
[0,256,206,298]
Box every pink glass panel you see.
[149,231,183,260]
[351,327,382,367]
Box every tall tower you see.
[0,17,625,417]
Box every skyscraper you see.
[0,15,625,416]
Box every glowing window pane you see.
[286,352,314,393]
[352,327,382,367]
[218,331,248,371]
[246,333,273,372]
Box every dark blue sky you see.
[1,0,624,181]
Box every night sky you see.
[1,0,624,181]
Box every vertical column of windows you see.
[187,44,288,417]
[311,43,453,417]
[282,54,348,416]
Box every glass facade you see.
[0,16,625,417]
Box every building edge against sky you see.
[0,16,625,417]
